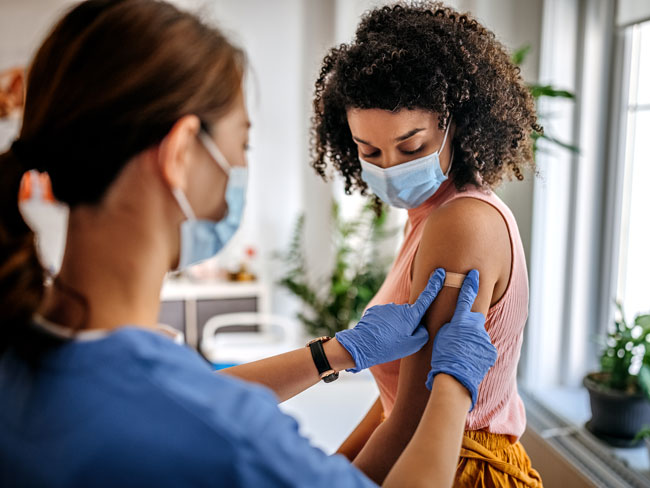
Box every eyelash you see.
[361,146,423,158]
[403,146,423,155]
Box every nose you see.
[378,153,404,169]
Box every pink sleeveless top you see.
[369,179,528,441]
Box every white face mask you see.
[359,121,452,209]
[171,131,248,269]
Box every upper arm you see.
[389,197,511,427]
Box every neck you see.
[39,159,180,332]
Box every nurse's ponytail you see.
[0,0,245,356]
[0,148,44,353]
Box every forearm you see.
[384,374,470,488]
[352,338,437,483]
[220,338,354,403]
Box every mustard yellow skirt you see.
[455,430,543,487]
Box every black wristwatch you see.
[306,336,340,383]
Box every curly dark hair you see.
[311,1,542,200]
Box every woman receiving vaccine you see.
[312,2,543,486]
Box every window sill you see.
[522,387,650,487]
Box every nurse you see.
[0,1,496,487]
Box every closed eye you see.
[401,146,424,155]
[360,146,424,158]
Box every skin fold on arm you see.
[351,197,512,484]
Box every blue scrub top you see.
[0,327,376,487]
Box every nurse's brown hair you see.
[0,0,245,354]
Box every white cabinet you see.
[158,280,271,350]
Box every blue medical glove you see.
[336,268,446,373]
[425,270,498,411]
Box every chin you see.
[216,204,228,221]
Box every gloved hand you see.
[425,270,497,411]
[336,268,446,373]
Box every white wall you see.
[0,0,77,147]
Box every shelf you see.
[160,279,267,301]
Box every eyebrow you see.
[352,127,426,146]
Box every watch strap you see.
[307,337,339,383]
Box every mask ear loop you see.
[437,117,452,155]
[171,187,196,220]
[439,117,453,177]
[170,130,231,221]
[445,147,455,177]
[198,131,232,175]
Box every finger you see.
[411,268,446,319]
[455,269,480,314]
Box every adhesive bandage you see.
[443,272,466,289]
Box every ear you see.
[157,115,201,190]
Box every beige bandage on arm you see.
[443,272,466,289]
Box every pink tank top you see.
[369,179,528,441]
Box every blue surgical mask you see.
[359,121,452,209]
[171,131,248,269]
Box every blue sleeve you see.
[226,386,377,487]
[141,342,378,488]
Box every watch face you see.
[306,336,332,347]
[323,372,339,383]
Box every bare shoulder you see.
[420,197,509,265]
[411,196,511,309]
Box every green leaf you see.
[538,134,580,154]
[529,84,576,99]
[639,364,650,400]
[634,425,650,441]
[635,314,650,328]
[511,44,531,66]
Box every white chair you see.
[201,313,302,369]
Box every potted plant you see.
[277,202,394,338]
[584,304,650,446]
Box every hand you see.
[335,268,446,373]
[425,270,497,411]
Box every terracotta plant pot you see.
[584,372,650,446]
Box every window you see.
[616,20,650,320]
[522,4,650,482]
